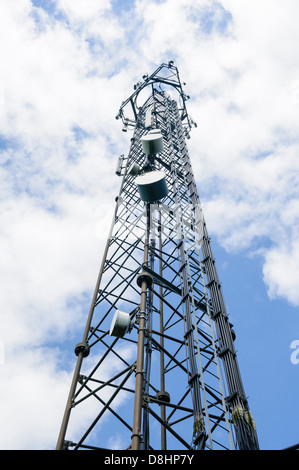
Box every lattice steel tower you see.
[56,62,259,451]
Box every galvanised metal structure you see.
[56,62,259,451]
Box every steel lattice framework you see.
[56,62,259,451]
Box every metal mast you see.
[56,62,259,451]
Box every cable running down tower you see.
[56,62,259,451]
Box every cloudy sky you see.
[0,0,299,450]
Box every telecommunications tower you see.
[56,62,259,451]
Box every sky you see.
[0,0,298,450]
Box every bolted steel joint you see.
[137,271,153,288]
[74,342,90,358]
[155,390,170,403]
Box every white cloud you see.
[57,0,111,20]
[0,196,94,344]
[0,346,72,450]
[56,0,124,45]
[263,240,299,306]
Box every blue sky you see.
[0,0,298,450]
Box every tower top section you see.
[115,61,197,134]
